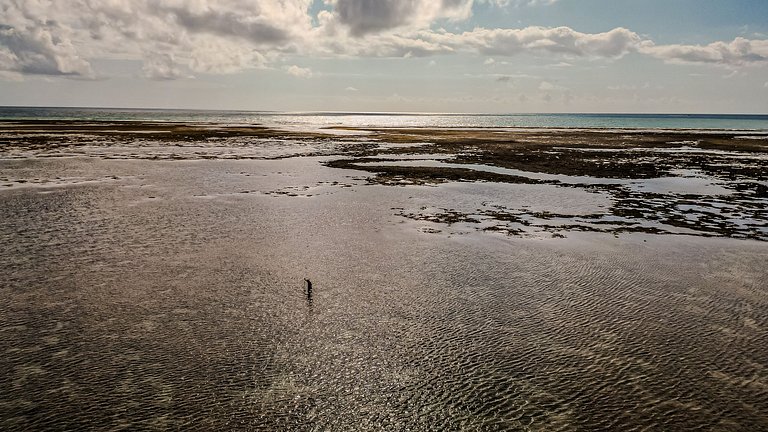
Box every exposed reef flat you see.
[2,121,767,240]
[326,127,768,240]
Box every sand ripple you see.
[1,139,767,430]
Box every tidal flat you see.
[1,121,767,430]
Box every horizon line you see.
[1,105,767,117]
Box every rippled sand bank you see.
[1,122,767,430]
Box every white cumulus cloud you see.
[448,26,645,58]
[286,64,312,78]
[640,37,768,66]
[142,52,187,80]
[0,22,93,77]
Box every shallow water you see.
[356,150,767,239]
[3,107,768,130]
[1,140,768,430]
[359,160,734,195]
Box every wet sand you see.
[1,121,767,430]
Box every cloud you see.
[0,0,309,79]
[329,0,473,36]
[641,37,768,66]
[142,52,187,80]
[153,4,294,45]
[314,30,457,57]
[538,80,566,91]
[0,23,93,77]
[188,39,267,75]
[538,81,555,90]
[309,25,648,60]
[0,0,766,82]
[451,26,644,58]
[286,64,312,78]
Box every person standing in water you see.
[304,278,312,299]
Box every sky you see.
[0,0,767,113]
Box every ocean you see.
[1,106,768,131]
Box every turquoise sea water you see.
[1,106,767,131]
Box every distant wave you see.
[1,106,767,131]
